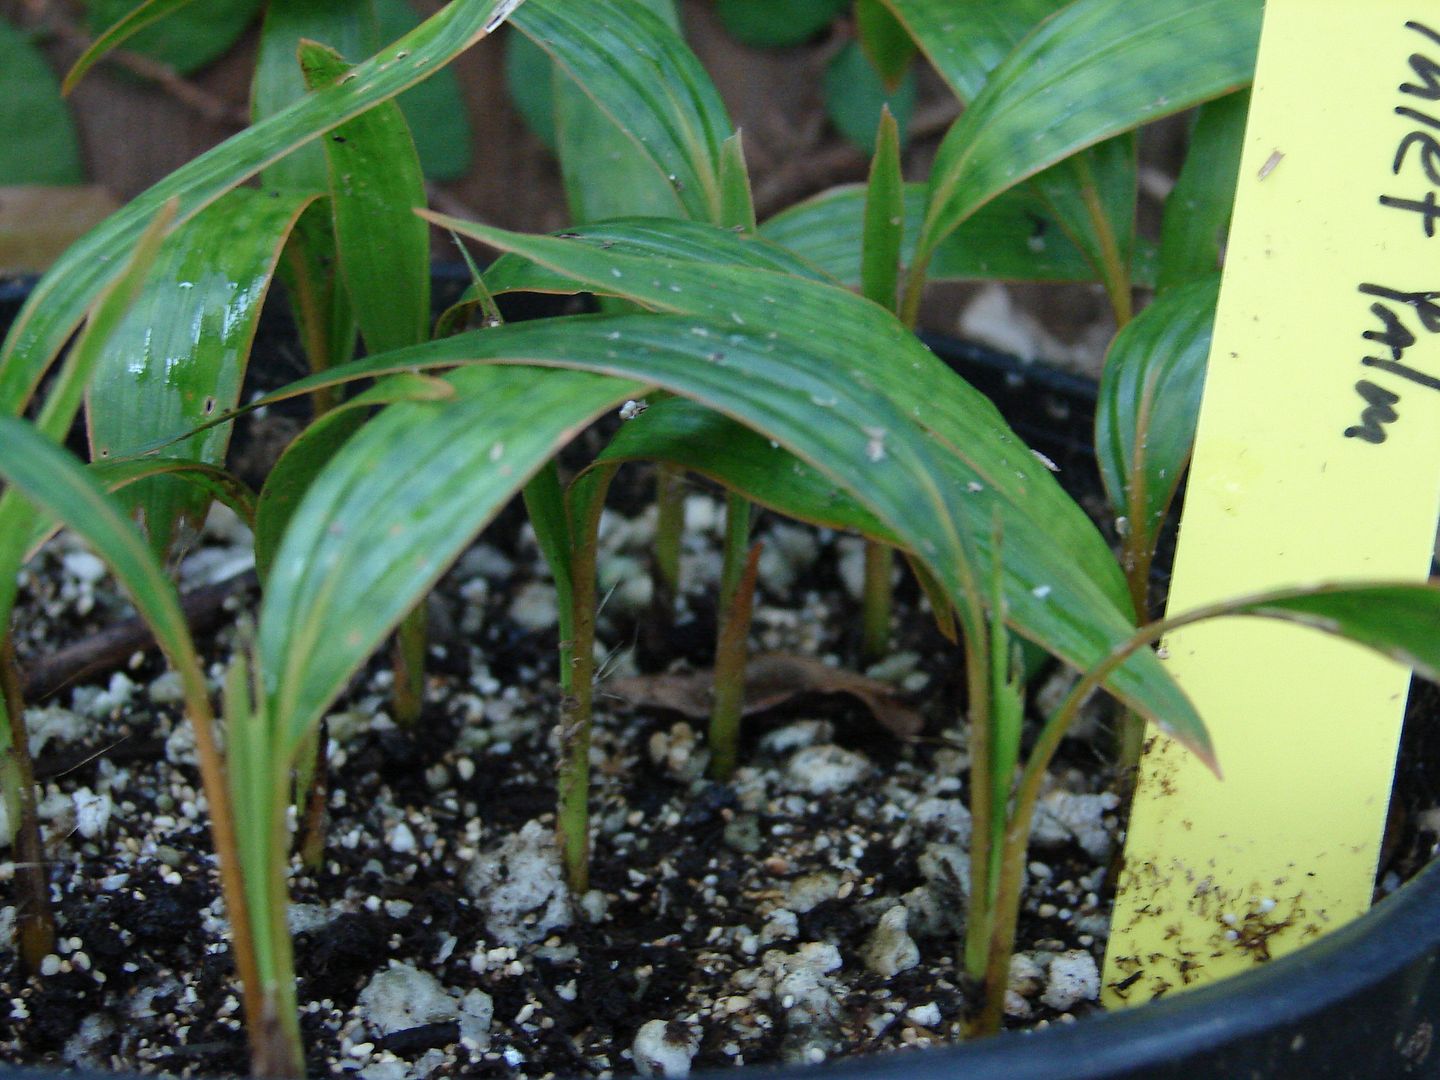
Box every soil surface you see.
[0,479,1123,1077]
[2,439,1438,1079]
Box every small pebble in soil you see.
[862,905,920,977]
[632,1019,701,1077]
[1040,950,1101,1011]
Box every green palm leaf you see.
[0,0,518,417]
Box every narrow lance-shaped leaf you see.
[63,0,202,92]
[21,458,258,562]
[878,0,1064,103]
[301,40,429,355]
[861,107,904,312]
[460,218,1132,619]
[1025,135,1137,322]
[916,0,1261,266]
[591,397,895,541]
[1095,274,1218,568]
[252,0,375,389]
[0,0,522,418]
[0,200,175,633]
[83,0,262,77]
[252,0,379,193]
[260,364,646,756]
[251,374,453,583]
[552,0,685,223]
[86,459,258,526]
[374,0,474,181]
[1156,90,1249,294]
[718,131,756,233]
[85,188,312,562]
[239,306,1209,761]
[878,0,1139,312]
[856,0,917,92]
[761,182,1100,286]
[512,0,732,223]
[1200,584,1440,679]
[487,217,831,293]
[0,417,256,1011]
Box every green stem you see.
[523,461,575,694]
[716,492,751,616]
[295,718,329,873]
[0,637,54,971]
[652,463,685,621]
[258,757,303,1078]
[860,540,893,664]
[390,601,427,726]
[556,467,614,894]
[709,539,762,782]
[959,609,994,981]
[1077,166,1133,329]
[897,250,934,332]
[1116,480,1156,775]
[180,636,272,1074]
[709,493,753,779]
[974,600,1236,1034]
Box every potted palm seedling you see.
[2,1,1439,1077]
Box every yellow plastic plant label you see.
[1104,2,1440,1006]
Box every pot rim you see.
[735,856,1440,1080]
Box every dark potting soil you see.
[3,465,1438,1080]
[0,274,1436,1075]
[0,451,1143,1079]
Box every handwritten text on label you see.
[1346,21,1440,443]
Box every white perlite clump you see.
[507,581,558,631]
[71,789,112,839]
[756,523,819,594]
[358,964,456,1036]
[356,963,494,1049]
[73,672,136,719]
[165,717,200,767]
[1041,950,1101,1011]
[758,720,832,755]
[389,822,417,855]
[784,871,841,914]
[63,1013,117,1069]
[784,745,870,796]
[766,942,845,1064]
[835,536,868,601]
[464,819,572,945]
[287,903,337,936]
[910,797,972,843]
[24,705,85,757]
[147,669,185,705]
[457,990,496,1049]
[906,1002,941,1027]
[632,1019,700,1077]
[648,722,707,781]
[861,904,919,977]
[1030,790,1120,859]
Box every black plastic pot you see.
[1,273,1437,1080]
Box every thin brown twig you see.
[33,10,250,127]
[20,570,257,702]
